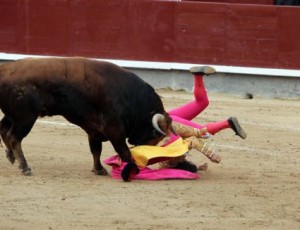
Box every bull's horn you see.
[152,114,167,136]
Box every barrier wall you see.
[0,0,300,70]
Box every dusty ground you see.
[0,89,299,230]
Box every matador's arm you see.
[172,122,208,139]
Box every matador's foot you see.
[228,117,247,139]
[189,66,216,75]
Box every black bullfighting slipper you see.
[189,66,216,75]
[121,162,140,182]
[228,117,247,139]
[173,160,198,173]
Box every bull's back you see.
[0,57,152,108]
[0,57,146,116]
[0,57,131,88]
[0,58,84,83]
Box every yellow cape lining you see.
[130,137,189,167]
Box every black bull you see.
[0,57,173,181]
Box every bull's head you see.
[147,113,176,146]
[127,113,176,146]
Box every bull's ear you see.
[152,114,167,136]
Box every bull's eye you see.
[152,130,157,137]
[152,129,162,137]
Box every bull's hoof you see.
[92,168,108,176]
[22,168,32,176]
[6,150,15,164]
[121,162,139,182]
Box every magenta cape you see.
[104,155,199,180]
[104,138,199,180]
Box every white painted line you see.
[35,119,290,156]
[217,144,280,156]
[1,52,300,77]
[36,119,300,133]
[243,121,300,132]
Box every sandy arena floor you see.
[0,89,299,230]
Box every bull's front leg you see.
[88,136,108,176]
[9,138,32,176]
[5,118,36,176]
[109,137,139,182]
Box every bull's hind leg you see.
[88,136,108,176]
[6,116,37,176]
[9,138,31,175]
[0,117,15,164]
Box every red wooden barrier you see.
[0,0,300,69]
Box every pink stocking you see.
[167,116,230,145]
[171,115,204,129]
[171,115,230,135]
[205,120,230,135]
[165,73,231,146]
[168,75,209,120]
